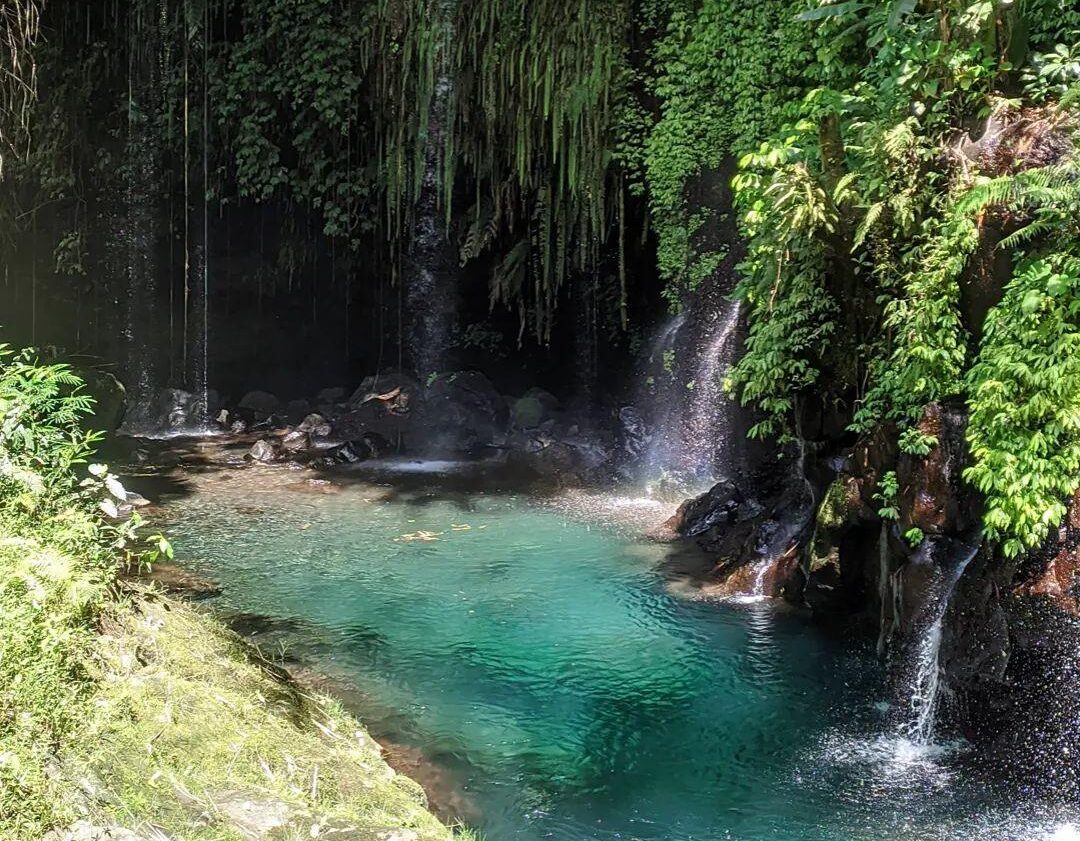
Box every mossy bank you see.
[0,523,466,841]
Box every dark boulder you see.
[505,431,614,484]
[418,371,508,452]
[285,398,311,422]
[316,386,347,403]
[238,390,281,419]
[511,396,545,429]
[348,372,419,412]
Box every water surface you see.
[157,458,1080,841]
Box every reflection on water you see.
[152,460,1079,841]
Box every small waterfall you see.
[637,300,741,492]
[684,303,741,476]
[637,310,686,472]
[901,539,980,744]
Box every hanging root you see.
[0,0,40,178]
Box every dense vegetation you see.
[718,1,1080,557]
[4,3,1080,572]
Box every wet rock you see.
[617,405,649,462]
[317,432,392,465]
[897,402,974,536]
[298,413,332,438]
[664,465,816,599]
[248,439,278,463]
[127,387,205,432]
[230,418,248,434]
[238,390,281,419]
[505,429,614,484]
[281,429,311,452]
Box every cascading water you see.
[684,302,741,476]
[900,538,980,744]
[405,5,457,381]
[116,4,167,435]
[118,0,213,436]
[637,300,741,493]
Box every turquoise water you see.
[158,459,1079,841]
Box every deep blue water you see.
[159,459,1080,841]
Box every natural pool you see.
[155,454,1080,841]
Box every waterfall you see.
[117,0,211,436]
[116,3,167,435]
[637,300,741,492]
[901,539,980,744]
[684,303,741,476]
[405,5,457,381]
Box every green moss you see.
[816,478,853,532]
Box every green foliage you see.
[965,256,1080,557]
[642,0,814,296]
[0,344,100,515]
[725,125,838,441]
[853,207,979,432]
[904,526,925,546]
[0,345,463,838]
[898,427,938,457]
[726,0,1008,441]
[216,0,635,342]
[876,470,901,521]
[719,0,1080,560]
[1022,43,1080,102]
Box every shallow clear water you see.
[158,460,1080,841]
